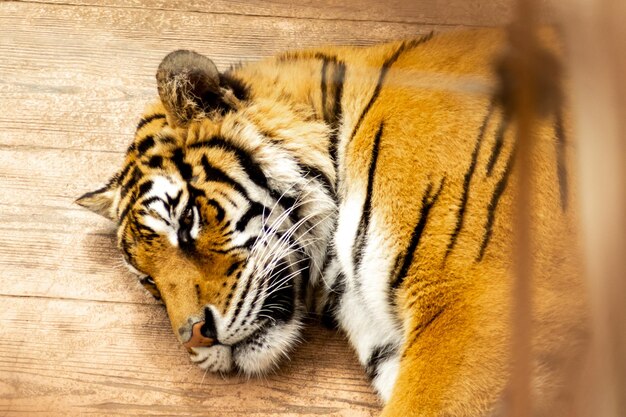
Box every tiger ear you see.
[75,180,118,221]
[156,50,241,127]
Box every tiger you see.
[77,28,588,416]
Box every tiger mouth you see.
[188,313,303,376]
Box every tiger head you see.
[77,50,336,375]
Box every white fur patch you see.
[373,354,401,402]
[190,344,233,373]
[140,175,189,246]
[335,193,363,280]
[333,189,404,402]
[233,317,303,376]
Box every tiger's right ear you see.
[75,180,118,221]
[156,50,241,128]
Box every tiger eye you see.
[181,207,194,225]
[139,276,162,301]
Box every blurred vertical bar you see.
[559,0,626,416]
[505,0,540,415]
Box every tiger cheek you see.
[132,240,164,275]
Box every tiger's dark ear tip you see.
[75,185,116,221]
[156,50,222,126]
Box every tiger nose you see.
[182,307,217,352]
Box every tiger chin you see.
[78,28,588,416]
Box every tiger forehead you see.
[133,106,236,159]
[183,118,224,146]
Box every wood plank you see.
[0,296,379,416]
[10,0,516,26]
[0,1,448,154]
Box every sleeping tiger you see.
[78,28,587,416]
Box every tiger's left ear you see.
[156,50,243,128]
[75,180,118,221]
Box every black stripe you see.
[219,220,232,233]
[486,115,509,177]
[140,196,172,226]
[116,163,132,186]
[187,184,206,200]
[224,280,238,310]
[402,307,444,358]
[135,222,158,240]
[320,57,330,122]
[192,138,298,216]
[345,34,433,156]
[391,178,445,290]
[386,252,406,316]
[120,236,135,266]
[301,165,333,196]
[352,122,384,275]
[207,242,253,255]
[216,138,268,189]
[241,236,257,250]
[331,62,346,127]
[158,135,176,145]
[120,164,141,201]
[141,195,162,208]
[171,148,193,180]
[226,260,243,277]
[321,270,345,330]
[137,180,153,199]
[477,145,517,261]
[445,102,495,259]
[231,275,253,324]
[328,62,346,187]
[299,259,312,300]
[137,114,165,131]
[555,110,568,211]
[366,344,398,380]
[166,190,182,212]
[148,155,163,169]
[278,50,332,63]
[240,258,300,330]
[235,201,265,231]
[206,199,225,223]
[118,200,133,223]
[136,135,155,154]
[190,138,268,190]
[260,260,296,323]
[201,155,250,199]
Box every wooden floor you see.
[0,1,512,416]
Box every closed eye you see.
[181,206,194,227]
[140,276,162,301]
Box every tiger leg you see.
[338,285,404,401]
[381,285,509,417]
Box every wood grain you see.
[8,0,516,26]
[0,0,510,415]
[0,296,377,417]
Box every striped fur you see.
[78,28,587,415]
